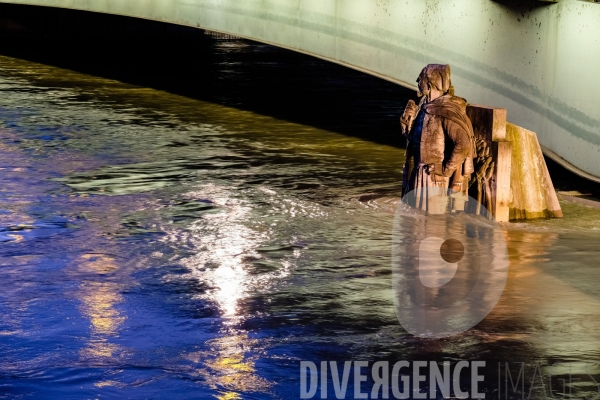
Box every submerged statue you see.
[400,64,475,213]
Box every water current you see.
[1,40,600,399]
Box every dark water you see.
[1,38,600,399]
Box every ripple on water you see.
[1,52,600,399]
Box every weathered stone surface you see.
[466,106,561,221]
[506,123,563,220]
[494,140,512,221]
[466,105,512,222]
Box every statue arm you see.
[439,119,472,177]
[400,99,419,136]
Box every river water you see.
[1,40,600,400]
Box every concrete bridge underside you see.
[1,0,599,181]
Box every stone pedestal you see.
[466,105,512,222]
[506,123,563,219]
[466,105,562,222]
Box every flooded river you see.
[1,39,600,399]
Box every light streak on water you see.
[0,47,600,399]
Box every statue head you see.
[417,64,454,99]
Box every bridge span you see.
[1,0,599,181]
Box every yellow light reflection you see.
[80,340,123,359]
[6,234,23,242]
[188,332,272,395]
[94,380,122,388]
[79,281,124,336]
[77,254,126,361]
[217,393,242,400]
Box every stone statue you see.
[400,64,475,213]
[470,136,495,217]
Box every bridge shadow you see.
[0,3,417,150]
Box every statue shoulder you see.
[424,95,474,136]
[445,95,469,112]
[424,95,467,115]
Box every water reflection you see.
[498,228,600,361]
[392,199,509,338]
[164,185,293,319]
[77,254,127,360]
[188,331,272,397]
[2,49,600,399]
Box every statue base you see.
[466,105,562,222]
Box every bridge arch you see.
[2,0,600,181]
